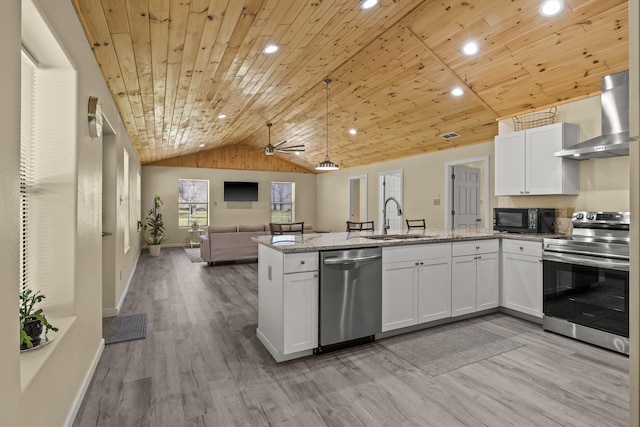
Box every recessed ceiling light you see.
[264,44,279,54]
[217,114,227,119]
[349,128,357,135]
[451,87,464,97]
[360,0,378,9]
[462,41,479,56]
[295,151,301,156]
[539,0,564,17]
[199,144,205,147]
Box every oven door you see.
[543,251,629,338]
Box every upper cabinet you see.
[495,122,580,196]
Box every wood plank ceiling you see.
[72,0,628,173]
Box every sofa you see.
[199,223,314,265]
[199,224,269,265]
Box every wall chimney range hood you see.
[555,70,636,160]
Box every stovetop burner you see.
[544,211,630,259]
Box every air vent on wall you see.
[440,131,461,140]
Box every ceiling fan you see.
[260,123,305,156]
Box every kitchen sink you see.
[364,234,434,241]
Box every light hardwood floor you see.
[74,248,629,426]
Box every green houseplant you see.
[190,218,200,231]
[143,194,167,256]
[20,289,58,350]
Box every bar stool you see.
[346,220,375,231]
[405,219,426,229]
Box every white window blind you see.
[19,50,76,316]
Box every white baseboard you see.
[64,338,105,427]
[102,250,141,318]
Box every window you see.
[178,179,209,228]
[123,149,130,253]
[20,47,76,316]
[270,182,295,222]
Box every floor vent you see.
[440,131,461,140]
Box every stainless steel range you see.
[542,211,629,354]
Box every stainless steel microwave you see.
[493,208,556,234]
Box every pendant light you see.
[315,79,340,171]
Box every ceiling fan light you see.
[315,155,339,171]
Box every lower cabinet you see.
[382,244,451,332]
[257,245,318,360]
[451,240,499,316]
[283,271,318,354]
[501,240,543,318]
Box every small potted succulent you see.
[20,288,58,350]
[142,194,167,256]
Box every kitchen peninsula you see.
[255,229,549,362]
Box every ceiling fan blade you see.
[273,139,288,148]
[276,145,305,151]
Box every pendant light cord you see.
[325,79,330,157]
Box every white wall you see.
[0,0,141,424]
[142,166,317,245]
[0,1,22,425]
[316,141,498,232]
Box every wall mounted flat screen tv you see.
[223,181,259,201]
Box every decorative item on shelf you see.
[315,79,339,171]
[141,194,167,256]
[20,289,58,351]
[190,219,200,231]
[260,123,305,156]
[512,106,557,131]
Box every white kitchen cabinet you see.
[495,122,579,196]
[257,245,318,362]
[501,240,543,318]
[451,240,499,316]
[382,243,451,332]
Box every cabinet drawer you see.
[452,239,499,256]
[284,252,318,273]
[383,243,451,264]
[502,239,542,257]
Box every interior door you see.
[349,175,367,222]
[379,170,403,231]
[453,165,481,228]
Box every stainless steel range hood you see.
[555,70,634,160]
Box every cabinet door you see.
[451,255,477,316]
[494,131,526,195]
[476,253,500,311]
[501,252,543,317]
[382,261,418,331]
[283,271,318,354]
[527,123,579,195]
[418,257,452,323]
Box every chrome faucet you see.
[383,196,403,234]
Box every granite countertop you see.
[254,228,566,253]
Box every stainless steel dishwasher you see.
[318,247,382,350]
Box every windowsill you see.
[20,315,76,393]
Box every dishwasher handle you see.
[323,254,382,265]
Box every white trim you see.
[348,174,368,222]
[102,250,140,318]
[64,339,105,427]
[444,155,490,230]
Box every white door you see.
[102,135,116,314]
[452,165,480,229]
[379,170,403,232]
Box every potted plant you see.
[190,218,200,231]
[143,194,167,256]
[20,289,58,350]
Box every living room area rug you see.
[184,247,205,263]
[380,320,524,376]
[102,313,147,345]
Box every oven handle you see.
[543,251,629,272]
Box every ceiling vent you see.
[440,131,461,140]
